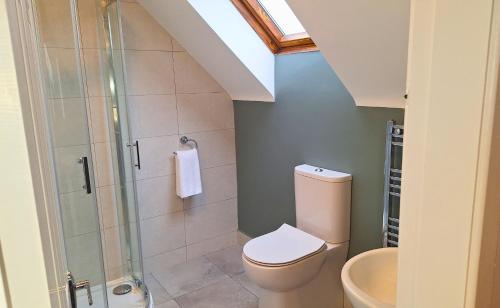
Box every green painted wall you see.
[234,52,405,257]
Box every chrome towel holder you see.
[173,136,198,155]
[180,136,198,148]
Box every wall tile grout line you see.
[134,127,236,141]
[127,90,226,96]
[138,196,238,222]
[169,38,189,262]
[133,162,237,183]
[142,231,239,261]
[123,48,174,53]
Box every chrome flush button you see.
[314,168,324,172]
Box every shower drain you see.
[113,284,132,295]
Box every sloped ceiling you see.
[287,0,410,108]
[138,0,275,102]
[138,0,409,108]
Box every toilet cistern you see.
[242,164,352,308]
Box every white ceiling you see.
[138,0,410,108]
[287,0,410,108]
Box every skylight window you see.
[231,0,316,54]
[257,0,306,35]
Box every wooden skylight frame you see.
[230,0,317,54]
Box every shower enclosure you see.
[28,0,149,306]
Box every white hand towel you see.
[175,148,202,198]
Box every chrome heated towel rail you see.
[382,121,404,247]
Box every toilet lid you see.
[243,224,326,265]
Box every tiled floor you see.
[147,245,261,308]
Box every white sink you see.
[341,248,398,308]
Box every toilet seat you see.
[243,224,326,267]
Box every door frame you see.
[465,0,500,305]
[3,0,67,306]
[397,0,500,306]
[1,0,54,306]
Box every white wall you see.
[0,261,7,308]
[0,0,51,307]
[469,6,500,304]
[397,0,496,306]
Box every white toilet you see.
[242,164,352,308]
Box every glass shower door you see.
[29,0,148,305]
[97,0,147,300]
[33,0,108,306]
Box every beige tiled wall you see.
[38,0,238,287]
[118,1,238,274]
[88,0,238,277]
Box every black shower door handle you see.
[127,140,141,170]
[78,156,92,194]
[134,140,141,170]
